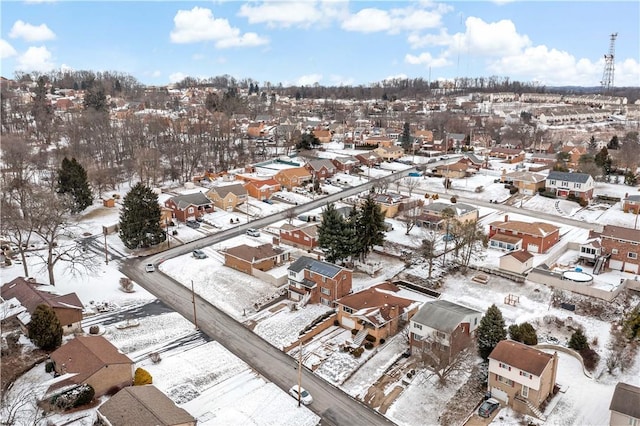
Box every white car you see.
[289,385,313,405]
[145,263,155,273]
[246,228,260,237]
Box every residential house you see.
[331,156,359,173]
[97,385,196,426]
[414,129,434,146]
[287,256,352,306]
[545,171,595,201]
[312,129,332,144]
[409,300,482,362]
[305,159,337,181]
[242,177,281,201]
[489,216,560,254]
[499,250,534,275]
[355,151,382,167]
[164,192,213,222]
[366,192,421,218]
[206,183,248,212]
[435,161,472,179]
[223,243,289,275]
[503,171,547,195]
[274,167,312,191]
[1,277,83,334]
[279,223,318,251]
[459,153,486,170]
[592,225,640,274]
[373,145,405,161]
[561,145,587,168]
[623,194,640,214]
[447,133,467,151]
[362,136,394,148]
[418,202,479,229]
[609,382,640,426]
[490,147,526,163]
[247,122,265,139]
[49,336,134,397]
[488,340,558,416]
[336,282,421,345]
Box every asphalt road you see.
[120,169,416,426]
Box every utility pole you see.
[191,280,198,330]
[297,341,303,407]
[103,229,109,265]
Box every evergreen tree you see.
[401,122,412,151]
[32,76,54,143]
[624,170,638,186]
[509,322,538,345]
[568,329,588,350]
[296,133,321,150]
[608,135,619,150]
[57,157,93,213]
[119,183,166,249]
[84,83,108,113]
[28,304,63,350]
[476,304,507,360]
[354,195,386,262]
[622,305,640,341]
[588,136,598,154]
[317,203,356,263]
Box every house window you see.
[628,418,638,426]
[289,271,296,277]
[474,318,478,325]
[629,252,638,259]
[320,298,331,306]
[562,181,568,187]
[321,287,331,296]
[519,371,532,379]
[322,276,326,283]
[499,362,511,371]
[435,331,446,340]
[575,183,581,189]
[496,375,514,387]
[188,207,194,213]
[612,249,619,255]
[414,323,423,330]
[343,306,353,314]
[549,180,556,185]
[521,385,529,398]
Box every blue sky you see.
[1,1,639,88]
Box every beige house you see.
[609,382,640,426]
[488,340,558,418]
[503,171,546,196]
[373,145,405,161]
[49,336,133,397]
[499,250,534,275]
[97,385,196,426]
[206,183,248,212]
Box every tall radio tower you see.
[600,33,617,94]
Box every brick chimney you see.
[504,215,509,222]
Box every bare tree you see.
[401,205,422,235]
[284,208,297,224]
[416,337,475,385]
[403,177,420,197]
[418,229,440,279]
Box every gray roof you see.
[626,194,640,202]
[97,385,195,426]
[168,192,212,210]
[307,159,335,171]
[609,382,640,419]
[210,183,247,197]
[288,256,343,278]
[412,300,482,333]
[546,171,592,183]
[424,202,477,216]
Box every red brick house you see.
[223,243,290,275]
[355,151,382,167]
[490,147,526,163]
[622,194,640,214]
[287,256,352,306]
[489,216,559,254]
[279,223,318,250]
[242,177,281,201]
[49,336,134,397]
[1,277,83,334]
[331,156,359,173]
[164,192,213,222]
[336,282,421,345]
[409,299,482,362]
[591,225,640,274]
[305,159,337,181]
[312,129,332,144]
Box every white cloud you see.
[459,17,531,56]
[60,63,73,73]
[342,4,448,34]
[328,74,354,86]
[384,73,408,81]
[405,52,450,68]
[9,20,56,42]
[170,7,267,49]
[616,58,640,87]
[16,46,55,72]
[169,72,187,83]
[407,29,452,49]
[0,39,18,59]
[238,1,347,28]
[296,74,323,86]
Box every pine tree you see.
[317,203,348,263]
[57,157,93,213]
[354,195,386,262]
[119,183,166,249]
[569,329,588,350]
[28,304,63,350]
[476,304,507,360]
[608,135,619,150]
[588,136,598,154]
[401,122,412,151]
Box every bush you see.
[45,361,55,373]
[28,304,62,350]
[351,329,358,335]
[508,324,521,342]
[365,335,377,343]
[89,325,99,335]
[579,347,600,371]
[578,198,588,207]
[379,338,386,345]
[450,196,457,203]
[364,342,374,350]
[569,329,589,351]
[52,384,95,410]
[134,367,153,386]
[509,322,538,345]
[74,384,95,407]
[509,186,519,195]
[333,319,340,327]
[353,347,364,358]
[537,187,545,193]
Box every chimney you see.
[504,215,509,222]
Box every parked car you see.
[288,385,313,405]
[246,228,260,237]
[262,199,274,204]
[185,219,200,229]
[195,216,204,222]
[442,233,454,242]
[192,249,207,259]
[478,398,500,418]
[145,263,155,273]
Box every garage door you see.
[342,317,356,330]
[624,263,639,274]
[527,243,539,253]
[609,259,623,271]
[490,387,509,404]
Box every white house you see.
[545,171,595,201]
